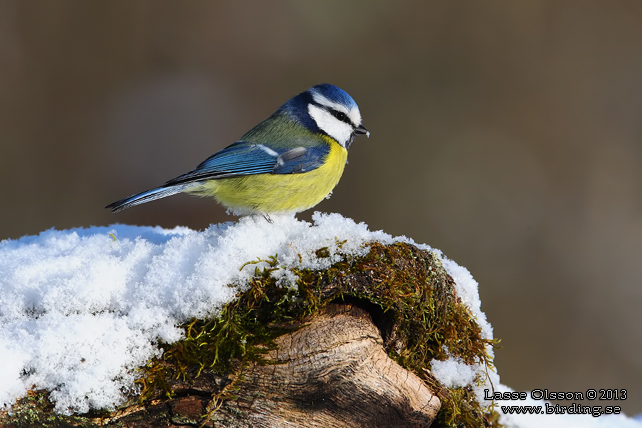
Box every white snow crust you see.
[1,213,639,426]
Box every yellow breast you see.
[189,137,348,214]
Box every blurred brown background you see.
[1,0,641,416]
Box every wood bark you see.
[207,303,440,427]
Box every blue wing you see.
[165,141,330,185]
[106,141,331,212]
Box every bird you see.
[106,83,369,217]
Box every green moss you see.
[137,242,501,427]
[0,390,102,428]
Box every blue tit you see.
[106,83,369,216]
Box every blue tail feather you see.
[105,184,192,212]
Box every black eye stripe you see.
[329,109,352,126]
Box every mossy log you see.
[0,242,498,428]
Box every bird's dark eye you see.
[330,109,350,124]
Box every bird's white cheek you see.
[308,104,352,147]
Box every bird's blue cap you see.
[309,83,359,110]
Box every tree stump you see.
[207,303,440,427]
[1,242,497,428]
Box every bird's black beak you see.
[354,124,370,138]
[347,124,369,149]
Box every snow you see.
[1,213,640,426]
[0,213,396,414]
